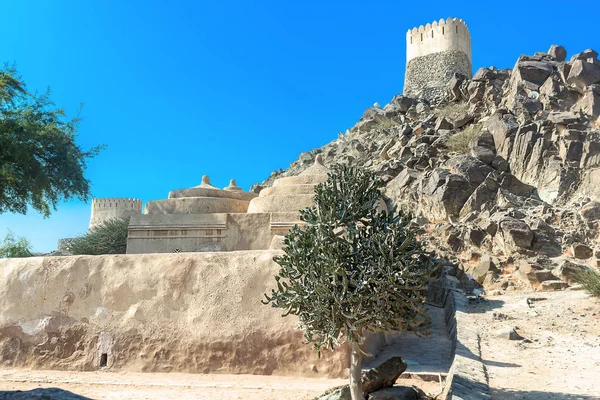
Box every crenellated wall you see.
[89,198,142,230]
[406,18,472,65]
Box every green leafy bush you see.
[446,123,483,154]
[0,231,33,258]
[263,165,436,399]
[574,268,600,297]
[70,217,130,255]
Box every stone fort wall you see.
[404,18,472,104]
[89,198,142,230]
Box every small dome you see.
[224,179,242,191]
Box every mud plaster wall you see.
[0,252,349,377]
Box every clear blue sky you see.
[1,0,598,252]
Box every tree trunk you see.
[349,340,365,400]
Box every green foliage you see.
[70,217,130,255]
[0,230,33,258]
[0,65,103,217]
[263,165,436,353]
[574,268,600,297]
[446,123,483,154]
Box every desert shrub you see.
[433,102,469,120]
[70,217,130,255]
[0,231,33,258]
[376,118,398,129]
[446,123,483,154]
[574,268,600,297]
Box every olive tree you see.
[263,165,435,400]
[0,65,102,217]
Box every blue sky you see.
[1,0,599,252]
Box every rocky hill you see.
[254,45,600,292]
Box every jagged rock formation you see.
[255,45,600,291]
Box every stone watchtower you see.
[89,198,142,230]
[404,17,472,103]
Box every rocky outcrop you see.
[313,356,417,400]
[256,44,600,292]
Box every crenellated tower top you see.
[406,17,472,65]
[89,197,142,230]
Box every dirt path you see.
[0,370,347,400]
[472,289,600,400]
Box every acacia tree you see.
[69,217,130,255]
[0,65,102,217]
[264,165,435,400]
[0,230,33,258]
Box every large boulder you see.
[471,254,500,283]
[368,387,421,400]
[484,113,519,158]
[580,201,600,221]
[497,217,534,250]
[566,59,600,92]
[554,260,591,284]
[513,57,556,87]
[446,155,495,186]
[518,260,558,287]
[548,45,567,62]
[314,357,408,400]
[571,243,593,259]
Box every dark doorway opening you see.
[100,353,108,368]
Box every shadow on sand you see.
[0,387,92,400]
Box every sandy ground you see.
[0,370,347,400]
[0,370,440,399]
[472,289,600,400]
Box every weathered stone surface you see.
[362,356,408,393]
[367,386,420,400]
[471,254,500,283]
[572,243,593,259]
[548,45,567,62]
[518,261,557,287]
[513,57,555,86]
[570,49,599,63]
[446,155,494,186]
[580,85,600,117]
[554,260,590,284]
[314,356,408,400]
[435,116,453,131]
[498,218,533,249]
[484,113,519,158]
[433,174,474,218]
[540,280,569,290]
[494,327,525,340]
[314,386,351,400]
[580,201,600,221]
[566,59,600,92]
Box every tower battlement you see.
[406,18,471,64]
[89,198,142,230]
